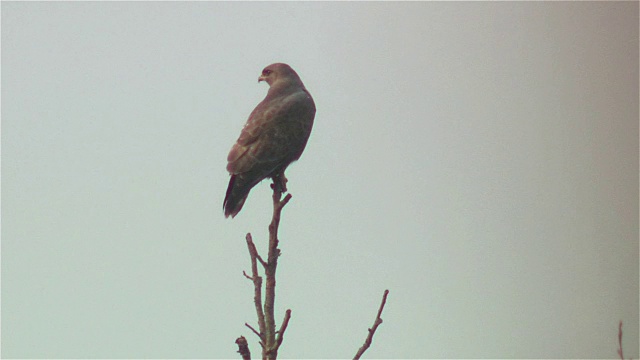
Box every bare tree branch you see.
[263,178,291,360]
[353,289,390,360]
[617,320,632,360]
[256,253,268,268]
[245,322,263,341]
[239,181,389,359]
[275,309,292,349]
[245,233,266,341]
[235,336,251,360]
[242,271,253,281]
[238,176,293,360]
[238,174,390,359]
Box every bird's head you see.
[258,63,304,89]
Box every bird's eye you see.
[263,69,272,76]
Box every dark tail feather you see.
[223,175,251,218]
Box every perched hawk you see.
[223,63,316,218]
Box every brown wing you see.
[224,90,315,217]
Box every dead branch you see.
[235,336,251,360]
[353,289,390,360]
[245,233,266,341]
[238,178,293,360]
[245,322,262,342]
[263,182,292,359]
[617,320,632,360]
[275,309,292,349]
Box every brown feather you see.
[223,63,315,218]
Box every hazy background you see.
[2,2,638,359]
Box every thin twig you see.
[275,309,292,349]
[280,193,292,209]
[353,289,390,360]
[235,336,251,360]
[256,253,267,268]
[245,322,263,341]
[617,320,626,360]
[242,271,253,281]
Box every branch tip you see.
[242,271,253,281]
[275,309,292,348]
[353,289,390,360]
[617,320,625,360]
[281,193,293,207]
[245,322,263,340]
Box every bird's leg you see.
[270,172,288,194]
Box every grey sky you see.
[2,1,638,359]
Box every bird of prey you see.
[223,63,316,218]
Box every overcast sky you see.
[2,2,638,359]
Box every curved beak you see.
[258,75,266,83]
